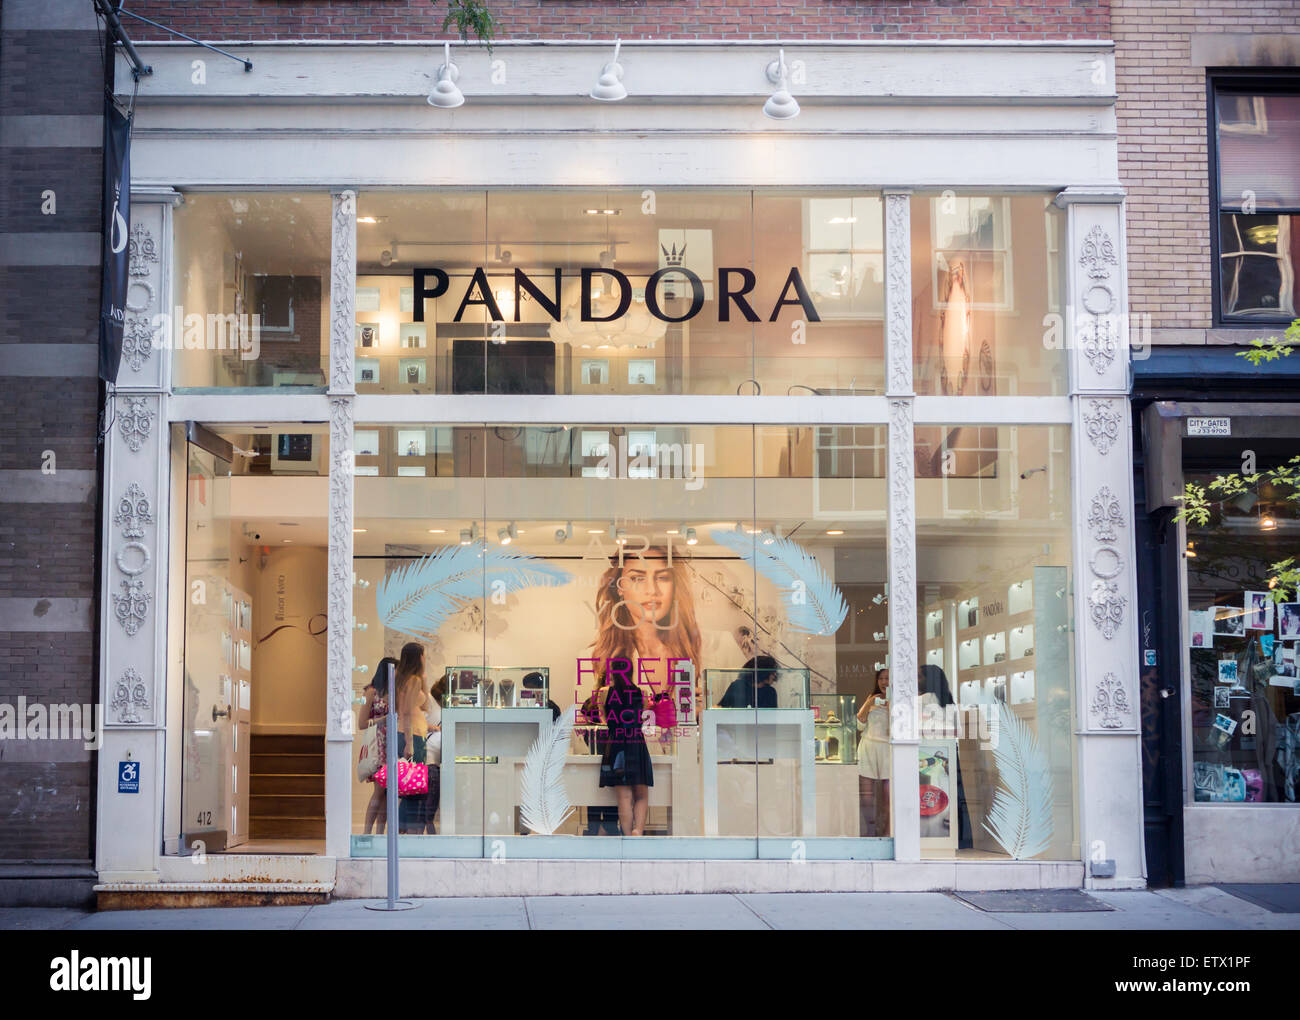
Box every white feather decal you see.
[982,701,1055,859]
[708,528,849,636]
[518,705,577,835]
[376,544,572,642]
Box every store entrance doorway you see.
[178,422,329,856]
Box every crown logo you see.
[660,242,687,267]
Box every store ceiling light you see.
[685,527,698,546]
[427,42,464,109]
[555,522,573,543]
[763,48,800,120]
[498,522,517,545]
[1260,515,1278,531]
[590,39,627,102]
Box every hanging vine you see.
[443,0,499,51]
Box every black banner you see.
[98,98,131,383]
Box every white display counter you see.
[700,709,816,837]
[439,707,550,835]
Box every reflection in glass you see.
[912,194,1067,396]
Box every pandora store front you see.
[97,41,1143,890]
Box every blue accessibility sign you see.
[118,760,140,794]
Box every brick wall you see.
[0,0,103,895]
[1114,0,1300,339]
[124,0,1109,42]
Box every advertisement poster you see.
[1245,591,1274,631]
[918,739,958,850]
[1213,604,1245,638]
[1187,609,1214,648]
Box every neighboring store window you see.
[1214,87,1300,323]
[352,190,885,399]
[1184,463,1300,804]
[350,423,889,847]
[172,193,332,390]
[914,424,1076,859]
[911,193,1067,397]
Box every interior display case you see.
[704,667,811,710]
[444,666,549,709]
[922,571,1063,715]
[811,694,858,764]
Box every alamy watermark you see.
[0,698,102,750]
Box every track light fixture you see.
[555,521,573,543]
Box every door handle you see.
[212,704,231,722]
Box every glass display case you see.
[704,667,810,710]
[444,666,549,708]
[811,694,858,764]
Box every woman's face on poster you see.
[618,557,675,626]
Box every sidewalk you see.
[3,886,1298,930]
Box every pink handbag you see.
[374,760,428,796]
[653,693,677,730]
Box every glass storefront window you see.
[1184,462,1300,804]
[173,193,332,390]
[912,193,1067,396]
[352,190,883,398]
[351,423,891,851]
[914,424,1076,859]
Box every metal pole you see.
[117,8,252,72]
[386,663,399,904]
[366,660,414,910]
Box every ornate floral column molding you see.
[331,190,357,395]
[884,190,920,860]
[1055,187,1144,887]
[95,187,180,882]
[326,189,358,858]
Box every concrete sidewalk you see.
[2,886,1298,930]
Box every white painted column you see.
[1055,188,1146,888]
[95,190,178,881]
[884,190,920,862]
[325,189,357,859]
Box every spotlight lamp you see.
[590,39,627,102]
[427,41,465,109]
[763,48,800,120]
[685,527,698,546]
[555,521,573,543]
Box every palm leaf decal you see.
[376,545,572,641]
[982,701,1055,859]
[708,528,848,636]
[519,705,577,835]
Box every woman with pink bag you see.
[360,656,398,835]
[390,642,430,833]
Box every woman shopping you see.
[393,642,430,835]
[856,667,891,836]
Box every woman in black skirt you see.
[598,662,654,836]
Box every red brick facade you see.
[124,0,1109,43]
